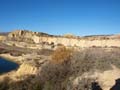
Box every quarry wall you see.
[8,30,120,48]
[32,36,120,48]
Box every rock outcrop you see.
[70,65,120,90]
[16,63,38,76]
[7,30,51,44]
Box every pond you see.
[0,57,19,74]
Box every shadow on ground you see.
[91,82,102,90]
[110,78,120,90]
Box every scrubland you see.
[0,46,120,90]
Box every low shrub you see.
[51,46,73,64]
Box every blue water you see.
[0,57,19,74]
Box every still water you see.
[0,57,19,74]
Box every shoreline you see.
[0,53,21,65]
[0,54,21,80]
[0,56,19,65]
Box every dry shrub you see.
[51,46,73,64]
[63,34,75,38]
[39,46,74,90]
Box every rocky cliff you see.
[7,30,120,48]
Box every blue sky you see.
[0,0,120,36]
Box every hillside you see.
[5,30,120,48]
[0,30,120,90]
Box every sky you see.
[0,0,120,36]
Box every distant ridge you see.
[0,32,9,36]
[5,29,120,37]
[1,29,120,37]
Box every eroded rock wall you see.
[8,30,120,48]
[37,36,120,47]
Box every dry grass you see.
[51,46,73,64]
[1,47,120,90]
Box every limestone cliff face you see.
[8,30,37,38]
[16,63,38,76]
[37,36,120,47]
[8,30,120,48]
